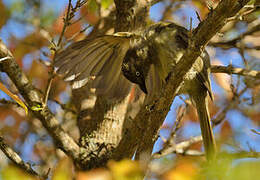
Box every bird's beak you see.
[138,79,148,94]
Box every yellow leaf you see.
[101,0,113,9]
[1,165,37,180]
[52,158,74,180]
[0,82,28,115]
[0,0,10,29]
[77,169,112,180]
[163,161,198,180]
[108,159,144,180]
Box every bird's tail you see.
[193,92,216,161]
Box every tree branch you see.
[251,129,260,135]
[152,136,203,159]
[76,0,151,169]
[152,86,249,159]
[0,40,82,165]
[0,135,44,178]
[126,0,250,158]
[44,0,88,105]
[209,23,260,49]
[211,65,260,79]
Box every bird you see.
[54,21,216,160]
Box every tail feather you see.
[192,92,216,161]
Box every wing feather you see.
[93,43,123,93]
[90,44,120,76]
[56,41,108,75]
[63,42,111,81]
[73,43,116,81]
[144,64,163,103]
[54,35,132,100]
[55,39,99,68]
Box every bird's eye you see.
[136,71,140,76]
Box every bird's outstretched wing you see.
[145,64,163,103]
[54,33,134,100]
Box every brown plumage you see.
[54,22,216,160]
[54,33,133,99]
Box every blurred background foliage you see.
[0,0,259,179]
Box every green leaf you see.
[88,0,99,12]
[9,1,24,14]
[101,0,113,9]
[1,165,37,180]
[31,104,43,111]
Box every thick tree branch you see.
[0,40,82,165]
[126,0,250,158]
[73,0,151,169]
[211,65,260,79]
[0,135,43,178]
[114,0,149,32]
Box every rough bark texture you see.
[74,0,150,169]
[114,0,149,32]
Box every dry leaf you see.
[0,82,28,115]
[212,59,232,98]
[76,169,112,180]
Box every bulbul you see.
[54,22,216,160]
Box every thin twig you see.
[43,0,72,106]
[209,24,260,49]
[212,86,248,126]
[155,106,186,156]
[211,65,260,79]
[67,25,91,43]
[160,2,182,21]
[196,11,202,22]
[153,84,249,159]
[152,136,203,159]
[227,5,259,22]
[43,0,89,106]
[0,98,18,105]
[57,0,73,47]
[251,129,260,135]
